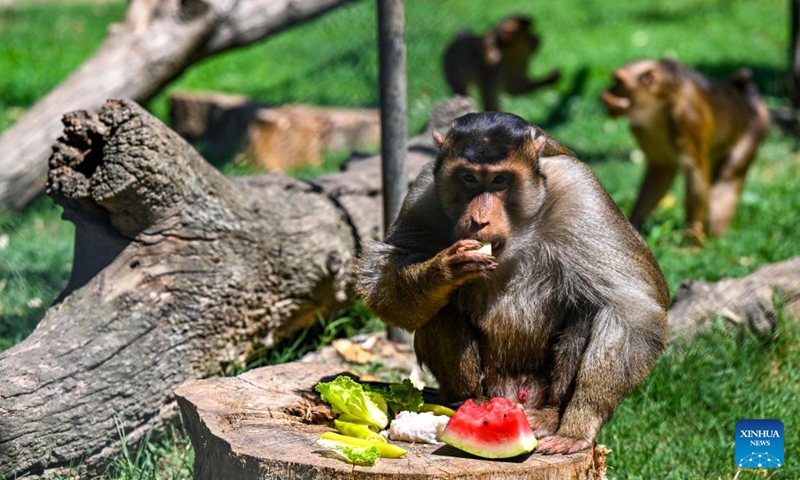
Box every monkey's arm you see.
[356,164,495,331]
[356,241,480,331]
[505,69,561,95]
[628,162,679,230]
[538,156,669,454]
[674,105,713,245]
[545,301,667,454]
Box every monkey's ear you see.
[432,130,445,147]
[497,18,521,43]
[639,68,656,86]
[528,130,547,157]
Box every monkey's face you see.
[602,59,665,119]
[433,113,548,258]
[435,153,546,259]
[436,161,512,257]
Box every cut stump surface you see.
[175,363,605,479]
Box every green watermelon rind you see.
[439,398,539,459]
[439,426,538,459]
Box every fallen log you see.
[173,362,609,480]
[0,0,354,211]
[0,96,475,479]
[669,257,800,336]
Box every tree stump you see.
[169,92,382,170]
[244,104,381,172]
[169,91,266,162]
[175,362,607,480]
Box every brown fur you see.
[356,112,669,454]
[602,58,770,245]
[442,16,560,112]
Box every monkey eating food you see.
[356,112,669,455]
[442,16,560,112]
[602,58,769,244]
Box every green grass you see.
[0,196,74,351]
[599,307,800,479]
[1,0,798,478]
[49,420,194,480]
[0,1,127,131]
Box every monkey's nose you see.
[469,219,490,232]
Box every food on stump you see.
[316,437,381,466]
[385,410,450,444]
[318,432,408,459]
[420,403,456,417]
[440,397,538,459]
[334,419,387,443]
[315,375,389,430]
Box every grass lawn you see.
[1,0,798,478]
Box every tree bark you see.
[0,0,353,211]
[0,96,474,479]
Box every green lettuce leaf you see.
[316,438,380,466]
[366,379,424,415]
[315,376,389,429]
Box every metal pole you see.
[377,0,411,343]
[791,0,800,108]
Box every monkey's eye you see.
[491,174,508,187]
[639,70,655,86]
[462,173,479,185]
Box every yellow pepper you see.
[318,432,407,458]
[334,419,387,443]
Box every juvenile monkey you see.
[602,58,770,244]
[356,112,669,454]
[442,16,561,112]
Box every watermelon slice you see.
[439,397,538,459]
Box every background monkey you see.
[442,16,561,112]
[356,112,669,454]
[602,58,770,245]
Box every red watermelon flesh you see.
[439,397,538,459]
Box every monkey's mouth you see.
[491,241,506,257]
[601,90,630,117]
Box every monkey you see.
[442,16,561,112]
[356,112,669,455]
[601,58,770,245]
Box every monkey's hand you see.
[436,239,498,286]
[535,434,592,455]
[544,69,561,84]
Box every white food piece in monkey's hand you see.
[468,241,492,256]
[384,411,450,444]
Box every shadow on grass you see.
[536,66,591,132]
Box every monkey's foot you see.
[535,435,591,455]
[526,408,559,438]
